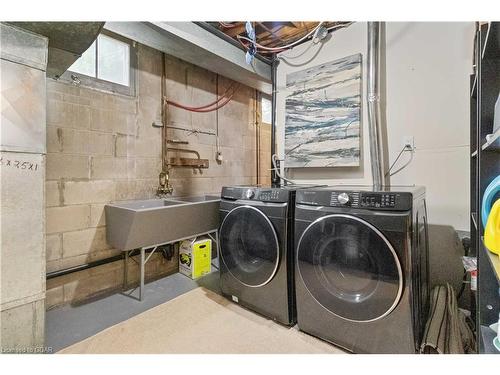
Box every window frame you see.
[261,93,272,125]
[59,30,137,97]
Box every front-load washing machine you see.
[218,184,321,325]
[294,185,430,353]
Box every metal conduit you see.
[271,58,279,186]
[367,22,385,189]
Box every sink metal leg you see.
[140,247,145,301]
[123,251,129,290]
[215,230,220,264]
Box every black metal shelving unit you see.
[470,22,500,354]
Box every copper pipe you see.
[158,52,173,196]
[166,147,201,160]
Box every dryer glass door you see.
[297,214,403,322]
[220,205,280,287]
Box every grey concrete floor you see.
[46,270,221,353]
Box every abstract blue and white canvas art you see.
[284,53,362,168]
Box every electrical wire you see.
[389,151,414,177]
[236,22,353,56]
[385,145,414,177]
[238,22,352,52]
[327,22,354,31]
[236,38,285,54]
[219,22,239,29]
[385,145,407,176]
[237,22,324,52]
[272,154,295,185]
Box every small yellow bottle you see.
[484,199,500,255]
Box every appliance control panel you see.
[259,189,282,201]
[360,193,396,208]
[221,187,290,203]
[296,189,413,211]
[330,191,360,207]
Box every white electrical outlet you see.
[402,136,414,151]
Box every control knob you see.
[337,192,350,205]
[245,189,255,199]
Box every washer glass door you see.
[297,214,403,322]
[220,205,280,287]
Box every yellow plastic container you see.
[179,238,212,279]
[484,199,500,255]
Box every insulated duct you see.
[367,22,387,189]
[7,22,104,79]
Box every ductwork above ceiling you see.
[7,22,104,79]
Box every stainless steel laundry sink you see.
[172,195,220,203]
[113,199,186,210]
[105,195,220,251]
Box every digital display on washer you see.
[360,193,396,208]
[259,189,280,201]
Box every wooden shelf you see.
[482,238,500,284]
[481,127,500,152]
[480,325,500,354]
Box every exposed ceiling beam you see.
[257,22,286,44]
[222,24,246,38]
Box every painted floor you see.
[58,287,345,354]
[46,270,221,352]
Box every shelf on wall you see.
[482,238,500,284]
[471,73,478,98]
[471,212,478,229]
[482,22,500,60]
[480,325,500,354]
[481,127,500,152]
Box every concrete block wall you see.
[164,56,261,193]
[45,44,267,308]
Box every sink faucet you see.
[157,170,174,196]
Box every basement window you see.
[261,96,272,124]
[61,31,136,96]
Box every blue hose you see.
[482,175,500,226]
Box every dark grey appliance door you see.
[297,214,403,322]
[219,205,280,287]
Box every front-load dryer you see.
[294,185,430,353]
[219,184,321,325]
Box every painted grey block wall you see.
[44,44,264,308]
[0,23,47,352]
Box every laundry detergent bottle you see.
[484,199,500,255]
